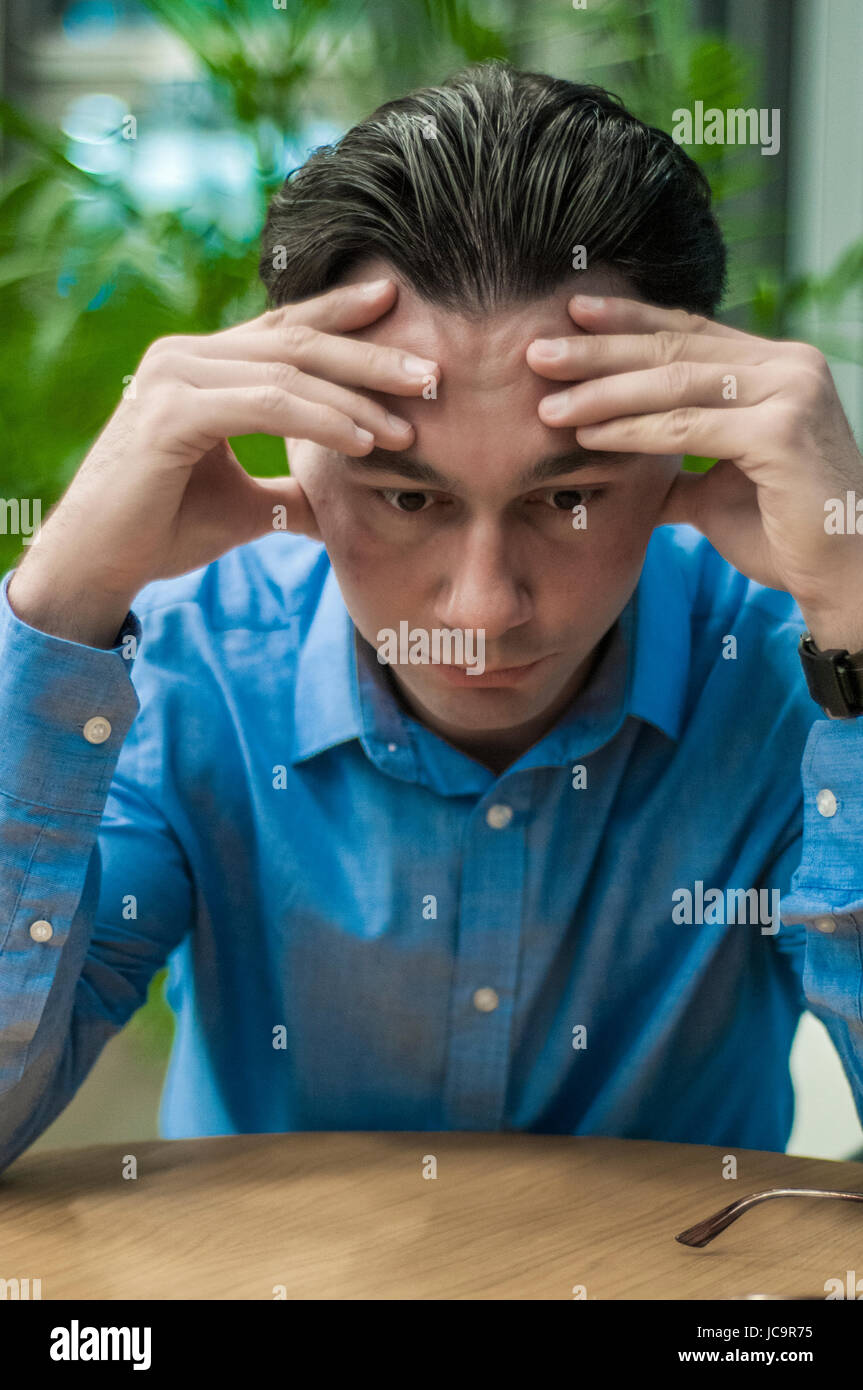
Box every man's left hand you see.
[527,295,863,651]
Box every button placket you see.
[441,792,526,1129]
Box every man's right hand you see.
[7,277,435,647]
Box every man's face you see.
[286,261,682,761]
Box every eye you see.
[372,485,604,516]
[532,487,603,510]
[377,488,438,513]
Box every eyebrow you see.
[340,444,635,490]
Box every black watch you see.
[798,632,863,719]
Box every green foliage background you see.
[1,0,861,1057]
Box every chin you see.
[408,680,550,727]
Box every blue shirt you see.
[1,522,863,1171]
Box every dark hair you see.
[259,59,726,317]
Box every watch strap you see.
[798,632,863,718]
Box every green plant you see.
[124,968,175,1062]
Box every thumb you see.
[655,458,756,533]
[249,475,323,542]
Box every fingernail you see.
[532,338,566,358]
[354,426,375,444]
[540,393,569,420]
[360,278,392,294]
[386,412,413,434]
[402,354,438,377]
[572,294,605,309]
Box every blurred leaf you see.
[124,969,176,1062]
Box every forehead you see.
[337,259,635,480]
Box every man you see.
[1,61,862,1170]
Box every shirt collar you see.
[290,562,365,762]
[290,527,690,771]
[626,524,690,743]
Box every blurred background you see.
[0,0,861,1160]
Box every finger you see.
[253,322,439,395]
[537,361,783,427]
[181,446,324,544]
[269,276,400,333]
[246,475,324,542]
[565,293,759,343]
[173,323,439,397]
[161,278,401,361]
[571,405,759,462]
[167,384,381,458]
[527,331,777,381]
[153,355,415,448]
[656,457,763,553]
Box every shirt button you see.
[815,915,836,933]
[29,919,54,942]
[473,987,500,1012]
[816,788,838,817]
[486,803,513,830]
[387,743,398,753]
[83,716,112,745]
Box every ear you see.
[654,459,699,529]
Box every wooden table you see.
[2,1132,862,1299]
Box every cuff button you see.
[83,716,112,744]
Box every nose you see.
[433,519,533,641]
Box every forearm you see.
[8,558,135,650]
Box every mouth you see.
[434,654,554,688]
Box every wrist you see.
[797,605,863,655]
[7,566,134,650]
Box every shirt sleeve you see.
[0,569,193,1174]
[779,716,863,1125]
